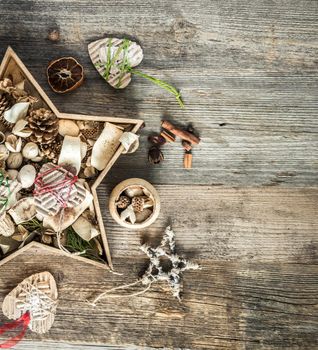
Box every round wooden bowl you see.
[109,178,160,229]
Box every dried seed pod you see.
[115,195,131,209]
[48,29,60,42]
[6,152,23,169]
[148,146,164,164]
[160,130,176,143]
[41,233,53,245]
[148,134,166,146]
[182,140,192,151]
[131,196,145,213]
[47,57,84,93]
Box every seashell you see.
[124,185,144,198]
[120,204,136,224]
[0,144,9,161]
[5,135,22,152]
[91,122,123,170]
[58,135,81,175]
[135,208,152,223]
[0,132,5,144]
[8,197,37,224]
[12,119,32,138]
[3,102,30,124]
[6,152,23,169]
[58,119,80,137]
[80,142,87,160]
[17,164,36,188]
[22,142,39,159]
[72,215,100,241]
[83,166,97,178]
[7,169,19,180]
[0,214,15,237]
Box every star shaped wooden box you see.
[0,47,144,270]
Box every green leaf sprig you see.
[95,38,184,108]
[0,171,10,210]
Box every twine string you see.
[0,312,30,349]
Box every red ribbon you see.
[0,312,30,349]
[33,165,78,208]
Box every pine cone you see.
[132,196,145,212]
[28,108,59,145]
[0,94,13,130]
[116,195,131,209]
[39,139,62,163]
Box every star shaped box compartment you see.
[0,47,144,270]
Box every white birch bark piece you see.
[58,135,82,175]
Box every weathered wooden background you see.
[0,0,318,349]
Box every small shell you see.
[0,132,5,144]
[17,164,36,188]
[7,169,19,180]
[124,185,144,198]
[135,208,152,223]
[0,144,9,161]
[3,102,30,124]
[6,152,23,169]
[58,119,80,137]
[12,119,32,138]
[22,142,39,159]
[5,135,22,153]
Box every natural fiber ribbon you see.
[0,312,30,349]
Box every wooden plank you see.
[0,1,317,186]
[0,255,317,349]
[99,185,318,263]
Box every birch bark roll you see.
[91,122,123,170]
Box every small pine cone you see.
[0,94,13,130]
[28,108,59,145]
[116,195,131,209]
[40,140,61,163]
[131,196,145,213]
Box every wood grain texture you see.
[0,0,317,349]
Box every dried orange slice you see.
[47,57,84,93]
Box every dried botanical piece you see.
[119,132,139,154]
[148,134,166,146]
[0,214,15,237]
[182,140,192,151]
[8,197,37,224]
[160,129,175,143]
[148,146,164,164]
[131,196,144,212]
[47,57,84,93]
[4,102,30,125]
[58,119,80,137]
[115,195,130,209]
[0,93,12,121]
[0,144,9,160]
[183,151,192,169]
[161,120,200,145]
[28,108,59,145]
[12,119,32,138]
[2,271,58,334]
[120,204,136,224]
[17,164,36,188]
[72,214,100,241]
[58,135,82,175]
[22,142,39,159]
[6,152,23,169]
[39,140,61,163]
[5,134,22,152]
[91,122,123,170]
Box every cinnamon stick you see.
[161,120,200,145]
[183,151,192,169]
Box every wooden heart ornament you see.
[88,37,143,89]
[2,271,58,334]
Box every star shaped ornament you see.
[0,47,144,270]
[140,226,201,300]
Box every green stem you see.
[130,69,184,108]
